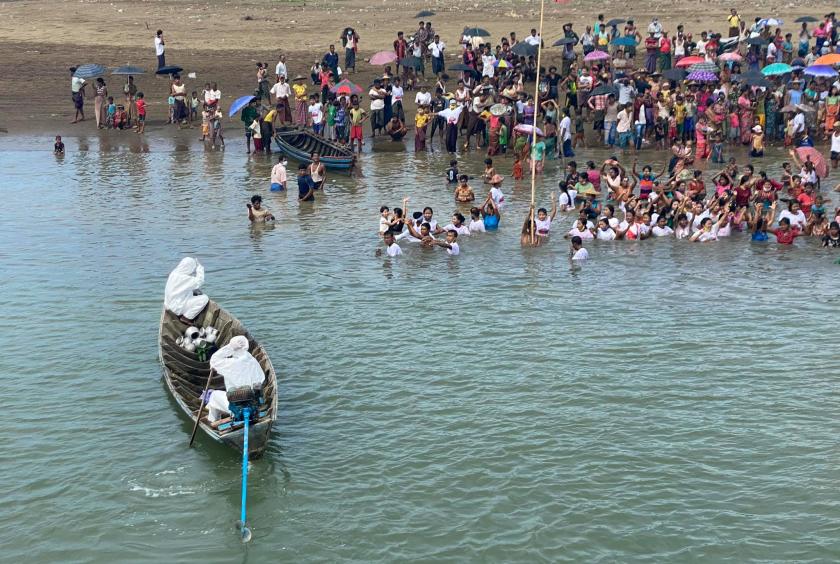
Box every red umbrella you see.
[369,51,398,66]
[330,78,363,96]
[675,56,705,68]
[795,147,828,179]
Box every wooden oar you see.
[188,368,214,447]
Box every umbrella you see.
[757,17,783,28]
[718,52,742,62]
[369,51,398,65]
[804,65,839,78]
[553,37,578,46]
[663,68,686,81]
[780,104,815,112]
[796,147,828,178]
[675,56,705,68]
[578,185,599,197]
[448,63,474,72]
[494,59,510,69]
[746,37,768,46]
[514,124,544,137]
[795,16,819,23]
[611,36,637,47]
[73,63,106,79]
[228,95,255,117]
[606,18,626,27]
[761,62,793,76]
[590,84,617,96]
[330,78,363,95]
[397,56,423,71]
[688,62,720,73]
[744,76,772,87]
[584,50,610,62]
[111,65,146,76]
[686,70,718,82]
[489,103,508,117]
[155,65,183,75]
[511,42,538,57]
[814,53,840,66]
[415,10,435,17]
[464,27,490,37]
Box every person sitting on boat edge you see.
[164,257,210,324]
[206,336,266,423]
[385,116,407,141]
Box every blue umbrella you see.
[111,65,146,76]
[804,65,838,78]
[611,36,637,47]
[73,63,106,79]
[228,95,256,117]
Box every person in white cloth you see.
[206,336,266,422]
[164,257,209,323]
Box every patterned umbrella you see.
[369,51,398,65]
[330,78,363,95]
[686,70,718,82]
[804,65,838,78]
[761,63,793,76]
[584,50,610,62]
[73,63,107,79]
[688,62,720,73]
[757,18,783,28]
[514,124,544,137]
[675,56,705,68]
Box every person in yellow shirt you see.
[292,76,308,125]
[415,106,430,151]
[750,125,764,157]
[727,9,741,38]
[673,97,686,141]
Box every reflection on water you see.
[1,134,839,562]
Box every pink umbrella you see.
[330,78,363,96]
[369,51,398,65]
[675,56,705,68]
[514,124,544,137]
[719,52,742,62]
[795,147,828,179]
[584,50,610,62]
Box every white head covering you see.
[209,335,265,390]
[164,257,210,319]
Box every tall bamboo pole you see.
[529,0,546,245]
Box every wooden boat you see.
[273,127,355,170]
[158,300,278,457]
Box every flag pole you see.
[529,0,546,245]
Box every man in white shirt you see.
[525,28,542,47]
[696,32,709,55]
[308,97,324,134]
[481,47,496,79]
[70,68,86,123]
[434,230,460,255]
[428,35,446,76]
[275,55,287,80]
[778,202,807,231]
[647,18,662,39]
[559,109,574,157]
[616,105,632,148]
[270,157,288,192]
[791,109,806,138]
[414,84,432,107]
[155,30,165,68]
[766,41,778,63]
[270,76,291,104]
[570,236,589,260]
[368,80,386,136]
[377,231,403,257]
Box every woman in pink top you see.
[737,88,754,144]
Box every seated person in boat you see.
[206,336,266,422]
[385,116,407,141]
[247,194,275,222]
[164,257,209,323]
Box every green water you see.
[2,133,839,562]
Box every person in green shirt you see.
[325,101,338,141]
[530,135,546,174]
[499,122,509,154]
[241,99,260,153]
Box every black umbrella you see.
[511,42,538,57]
[590,84,617,96]
[663,68,686,82]
[448,63,474,72]
[464,27,490,37]
[415,10,435,17]
[606,18,626,27]
[156,65,183,75]
[744,76,772,87]
[746,37,768,46]
[397,56,423,71]
[795,16,819,23]
[553,37,578,47]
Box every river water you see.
[2,132,839,562]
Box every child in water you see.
[447,159,459,184]
[54,135,64,154]
[512,154,524,180]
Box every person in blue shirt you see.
[481,195,501,230]
[322,45,339,78]
[297,163,316,202]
